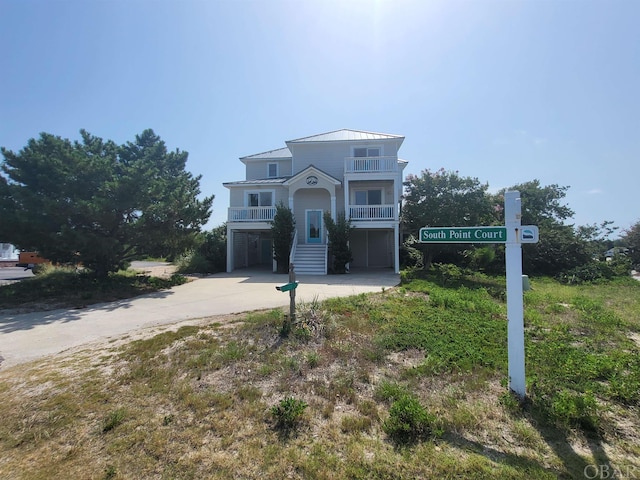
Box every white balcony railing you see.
[228,206,276,222]
[345,156,398,174]
[348,205,395,221]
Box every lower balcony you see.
[348,205,395,221]
[228,206,276,222]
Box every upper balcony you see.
[348,205,396,221]
[228,206,276,223]
[345,156,399,174]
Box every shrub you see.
[549,390,600,431]
[177,224,227,274]
[557,257,632,284]
[382,394,439,443]
[271,203,295,274]
[324,212,353,274]
[270,397,308,431]
[31,263,53,275]
[432,263,463,286]
[400,236,423,269]
[374,381,409,403]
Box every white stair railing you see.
[289,229,298,266]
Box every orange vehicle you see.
[17,251,50,270]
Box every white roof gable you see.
[287,129,404,144]
[283,165,342,187]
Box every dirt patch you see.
[131,264,179,278]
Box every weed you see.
[236,385,262,402]
[305,351,320,368]
[104,465,117,480]
[499,390,523,416]
[382,394,440,443]
[330,372,357,404]
[549,390,600,431]
[356,400,379,420]
[512,419,541,449]
[271,397,308,431]
[102,408,127,433]
[340,415,372,434]
[374,381,409,404]
[162,414,174,426]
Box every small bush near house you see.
[271,203,296,274]
[324,212,353,274]
[177,224,227,274]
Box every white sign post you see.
[504,191,526,398]
[418,190,533,398]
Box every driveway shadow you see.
[0,289,174,334]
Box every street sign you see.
[419,225,539,244]
[520,226,539,243]
[276,281,298,292]
[420,226,507,243]
[416,194,540,399]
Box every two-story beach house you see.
[223,129,408,275]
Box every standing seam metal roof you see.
[223,177,291,187]
[240,147,292,161]
[286,129,404,143]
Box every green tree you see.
[271,202,295,274]
[576,221,618,259]
[402,169,496,268]
[178,224,227,274]
[0,129,213,277]
[500,180,590,275]
[324,211,353,274]
[622,220,640,269]
[504,180,574,226]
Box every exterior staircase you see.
[292,244,326,275]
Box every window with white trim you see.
[267,163,278,178]
[354,147,381,157]
[247,191,274,207]
[354,189,382,205]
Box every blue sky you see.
[1,0,638,237]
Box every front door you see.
[306,210,322,244]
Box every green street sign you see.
[276,281,299,292]
[419,226,507,243]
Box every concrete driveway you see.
[0,267,35,286]
[0,269,399,368]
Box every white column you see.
[505,191,526,398]
[226,226,233,272]
[394,224,400,274]
[344,179,350,220]
[288,196,294,210]
[330,195,336,220]
[393,172,400,221]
